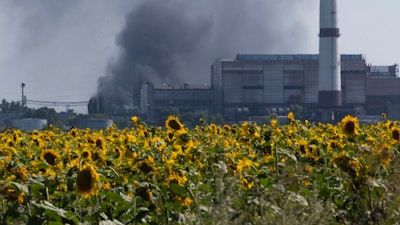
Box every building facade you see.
[140,54,400,122]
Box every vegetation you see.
[158,108,225,127]
[88,96,106,115]
[0,114,400,224]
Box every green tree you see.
[23,107,58,125]
[289,104,304,120]
[88,95,106,114]
[0,99,24,112]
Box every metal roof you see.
[235,54,364,61]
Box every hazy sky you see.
[0,0,398,113]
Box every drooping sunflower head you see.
[341,115,359,137]
[297,140,309,155]
[95,138,105,150]
[68,128,78,138]
[76,164,99,198]
[137,156,156,174]
[41,149,60,166]
[392,128,400,142]
[165,116,184,132]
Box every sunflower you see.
[297,140,309,155]
[76,164,99,198]
[287,112,295,123]
[174,195,192,208]
[131,116,139,124]
[239,176,254,191]
[5,187,25,204]
[341,115,359,137]
[165,116,185,132]
[81,150,92,160]
[392,128,400,142]
[136,186,153,201]
[167,171,187,186]
[41,149,60,166]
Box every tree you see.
[88,95,106,114]
[23,107,58,125]
[289,104,304,120]
[0,99,24,113]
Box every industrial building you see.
[140,54,399,122]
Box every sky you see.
[0,0,399,113]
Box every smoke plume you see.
[97,0,315,111]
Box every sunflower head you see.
[76,164,99,198]
[287,112,295,123]
[131,116,139,124]
[41,149,59,166]
[165,116,185,132]
[341,115,359,137]
[81,150,91,160]
[392,128,400,142]
[297,140,309,155]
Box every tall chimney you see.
[318,0,341,106]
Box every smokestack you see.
[318,0,341,106]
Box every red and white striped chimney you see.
[318,0,341,106]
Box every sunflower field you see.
[1,114,400,224]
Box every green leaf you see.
[198,183,214,193]
[169,183,187,196]
[10,181,29,193]
[278,148,297,161]
[32,200,68,219]
[119,192,132,202]
[45,210,62,223]
[259,177,274,189]
[29,182,45,197]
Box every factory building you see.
[140,54,399,123]
[211,54,368,121]
[140,83,214,122]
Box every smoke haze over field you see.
[97,0,316,110]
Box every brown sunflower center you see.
[77,169,93,192]
[139,162,153,173]
[392,129,400,141]
[81,151,90,159]
[299,145,306,154]
[168,120,182,130]
[344,121,355,134]
[44,152,57,165]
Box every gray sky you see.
[0,0,398,113]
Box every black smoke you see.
[97,0,315,111]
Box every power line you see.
[25,99,88,106]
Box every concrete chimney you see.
[318,0,341,106]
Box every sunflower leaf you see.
[169,183,187,196]
[10,181,29,193]
[32,200,67,218]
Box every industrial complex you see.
[139,0,400,123]
[140,54,399,122]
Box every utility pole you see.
[21,83,26,108]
